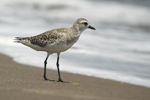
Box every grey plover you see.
[15,18,96,82]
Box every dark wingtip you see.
[14,37,21,43]
[15,37,20,39]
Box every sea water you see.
[0,0,150,88]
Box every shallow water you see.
[0,0,150,87]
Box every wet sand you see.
[0,53,150,100]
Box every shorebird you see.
[15,18,96,82]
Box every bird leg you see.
[43,53,49,80]
[56,53,63,82]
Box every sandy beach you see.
[0,53,150,100]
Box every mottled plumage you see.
[15,18,96,82]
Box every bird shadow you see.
[40,77,69,83]
[46,79,69,83]
[57,81,69,83]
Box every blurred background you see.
[0,0,150,87]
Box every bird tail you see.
[14,37,27,43]
[14,37,21,43]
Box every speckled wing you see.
[15,29,66,47]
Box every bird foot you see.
[57,79,69,83]
[43,75,49,80]
[43,76,55,81]
[57,80,63,82]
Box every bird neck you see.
[70,25,83,36]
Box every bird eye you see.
[82,22,88,26]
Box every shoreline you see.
[0,53,150,100]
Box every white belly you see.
[45,43,74,53]
[26,41,75,53]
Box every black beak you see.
[88,25,96,30]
